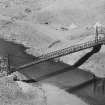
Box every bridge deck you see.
[14,36,105,71]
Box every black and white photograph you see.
[0,0,105,105]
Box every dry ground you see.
[0,75,89,105]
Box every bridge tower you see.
[95,26,99,43]
[0,55,10,77]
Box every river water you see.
[0,38,105,105]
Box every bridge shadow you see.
[21,44,102,83]
[73,44,102,68]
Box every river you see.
[0,38,105,105]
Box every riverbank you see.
[0,75,90,105]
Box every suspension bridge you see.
[0,26,105,75]
[12,26,105,72]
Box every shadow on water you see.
[66,77,105,105]
[30,44,102,82]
